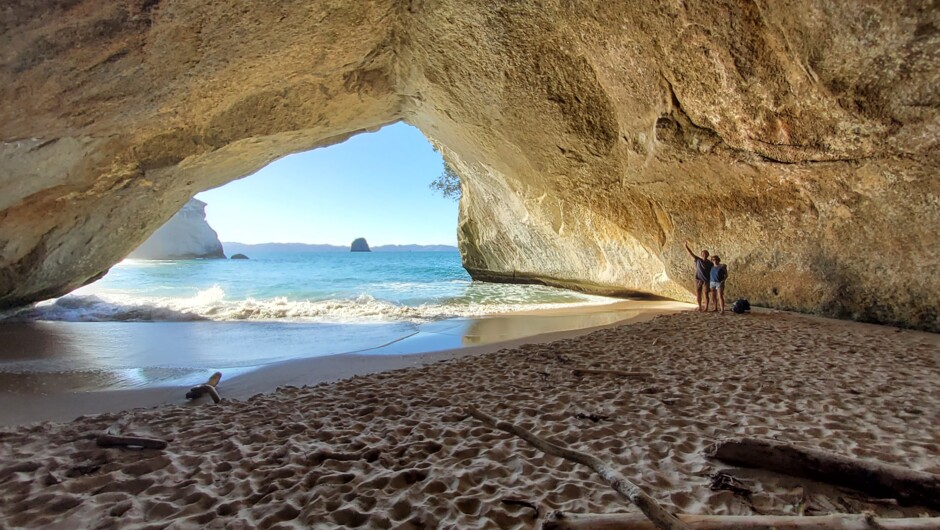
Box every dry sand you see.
[0,309,938,529]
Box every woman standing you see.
[709,256,728,313]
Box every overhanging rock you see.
[0,1,937,330]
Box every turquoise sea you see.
[11,251,614,322]
[0,251,623,390]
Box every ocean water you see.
[9,251,614,322]
[0,252,624,390]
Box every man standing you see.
[684,241,712,311]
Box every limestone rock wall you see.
[127,198,225,260]
[0,1,937,330]
[408,1,940,330]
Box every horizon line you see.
[222,241,459,247]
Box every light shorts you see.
[710,281,725,290]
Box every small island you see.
[350,238,371,252]
[230,253,250,260]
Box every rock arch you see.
[1,1,937,330]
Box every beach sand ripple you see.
[1,311,938,528]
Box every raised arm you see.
[684,241,698,260]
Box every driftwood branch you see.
[708,472,752,497]
[541,512,940,530]
[466,406,691,530]
[501,497,542,519]
[186,384,221,403]
[575,412,611,423]
[96,434,167,450]
[185,371,222,403]
[706,437,940,510]
[573,368,652,379]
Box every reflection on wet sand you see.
[0,301,688,396]
[0,322,124,392]
[0,322,75,362]
[351,301,686,356]
[459,310,640,345]
[0,322,226,392]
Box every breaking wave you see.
[5,285,617,323]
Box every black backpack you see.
[731,298,751,314]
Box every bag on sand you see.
[731,298,751,314]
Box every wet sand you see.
[0,300,688,425]
[0,309,937,529]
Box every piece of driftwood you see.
[185,371,222,403]
[96,434,167,450]
[466,406,691,530]
[708,472,752,497]
[572,368,652,379]
[575,412,611,423]
[501,497,541,519]
[541,512,940,530]
[187,384,221,403]
[706,437,940,510]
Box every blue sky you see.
[196,122,458,246]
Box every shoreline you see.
[0,300,691,426]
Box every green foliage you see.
[429,161,461,200]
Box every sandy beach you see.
[1,309,938,528]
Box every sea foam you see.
[6,285,618,323]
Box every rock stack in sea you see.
[128,199,226,260]
[350,238,371,252]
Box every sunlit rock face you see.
[128,199,224,260]
[0,1,937,330]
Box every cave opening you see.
[194,122,460,252]
[68,121,467,307]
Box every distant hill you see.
[372,244,458,252]
[223,242,458,255]
[223,242,347,254]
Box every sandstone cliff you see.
[127,198,225,260]
[0,1,937,330]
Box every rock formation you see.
[0,1,937,330]
[351,238,372,252]
[127,199,225,260]
[230,254,249,260]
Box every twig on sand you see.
[185,371,223,403]
[465,405,692,530]
[540,512,940,529]
[572,368,652,379]
[96,433,167,450]
[575,412,611,423]
[501,497,542,519]
[706,437,940,510]
[708,472,752,497]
